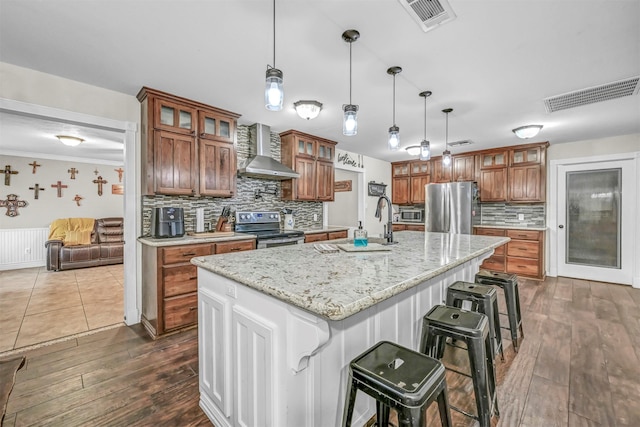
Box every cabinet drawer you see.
[162,244,213,264]
[506,229,541,241]
[482,255,505,272]
[392,224,406,231]
[328,230,348,240]
[405,224,425,231]
[507,257,540,277]
[305,233,328,243]
[507,240,540,258]
[163,264,198,297]
[215,239,256,254]
[163,293,198,330]
[475,228,506,237]
[493,244,505,256]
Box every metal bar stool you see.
[419,305,499,427]
[342,340,452,427]
[475,271,524,351]
[446,281,504,361]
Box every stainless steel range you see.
[234,211,305,249]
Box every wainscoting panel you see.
[0,228,48,270]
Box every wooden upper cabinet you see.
[509,165,543,202]
[295,157,316,201]
[510,145,541,166]
[316,160,335,201]
[199,139,236,197]
[480,150,508,169]
[154,130,197,196]
[432,157,452,183]
[452,154,476,182]
[317,140,335,162]
[480,168,508,202]
[392,177,410,205]
[296,135,317,159]
[154,99,197,135]
[410,161,430,176]
[392,162,410,177]
[198,110,235,143]
[410,175,431,204]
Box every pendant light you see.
[342,29,360,136]
[265,0,283,111]
[387,66,402,151]
[442,108,453,166]
[419,91,432,160]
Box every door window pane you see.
[160,106,174,126]
[204,117,216,135]
[220,120,230,138]
[179,110,192,129]
[566,169,621,268]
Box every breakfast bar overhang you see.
[192,231,509,427]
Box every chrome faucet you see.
[375,195,397,245]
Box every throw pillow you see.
[63,230,92,246]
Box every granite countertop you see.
[300,226,350,234]
[192,231,509,321]
[474,224,547,231]
[138,232,257,247]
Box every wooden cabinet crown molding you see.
[137,87,241,120]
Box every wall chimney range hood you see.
[237,123,299,180]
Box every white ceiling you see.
[0,0,639,164]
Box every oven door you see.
[257,236,305,249]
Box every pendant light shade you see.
[419,91,432,161]
[387,66,402,151]
[342,29,360,136]
[265,0,283,111]
[442,108,453,166]
[420,140,431,161]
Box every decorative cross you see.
[92,176,108,196]
[68,167,79,179]
[0,194,28,217]
[29,161,41,174]
[29,184,45,199]
[114,167,124,182]
[51,181,68,198]
[73,194,83,206]
[94,168,99,176]
[3,165,19,186]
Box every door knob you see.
[558,225,564,229]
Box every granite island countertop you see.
[191,231,509,321]
[138,232,257,247]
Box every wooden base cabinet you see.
[304,229,348,243]
[475,227,545,280]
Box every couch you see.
[45,217,124,271]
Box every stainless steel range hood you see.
[237,123,300,180]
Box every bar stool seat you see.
[475,271,524,351]
[419,305,499,427]
[342,340,452,427]
[446,281,504,361]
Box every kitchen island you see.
[192,231,509,427]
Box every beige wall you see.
[362,155,392,237]
[548,133,640,161]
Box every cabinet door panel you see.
[305,233,328,243]
[410,176,430,204]
[198,110,235,143]
[200,139,236,197]
[507,240,540,258]
[506,257,540,277]
[164,293,198,330]
[509,165,542,202]
[154,99,197,135]
[163,264,198,297]
[316,161,335,201]
[479,168,507,202]
[452,155,475,182]
[295,158,316,200]
[392,177,410,205]
[154,131,197,195]
[163,244,213,264]
[432,158,452,183]
[215,240,256,254]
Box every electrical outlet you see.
[313,214,318,221]
[518,214,525,221]
[226,284,237,298]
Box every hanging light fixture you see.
[342,29,360,136]
[512,124,543,139]
[56,135,84,147]
[265,0,283,111]
[387,66,402,151]
[419,91,432,160]
[442,108,453,166]
[293,100,322,120]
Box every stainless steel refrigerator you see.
[425,182,478,234]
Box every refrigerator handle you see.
[444,184,451,232]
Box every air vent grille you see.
[448,140,473,147]
[544,76,640,113]
[398,0,456,32]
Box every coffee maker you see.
[150,207,185,238]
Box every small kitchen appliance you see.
[150,207,185,238]
[399,207,424,223]
[235,211,304,249]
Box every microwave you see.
[400,208,424,222]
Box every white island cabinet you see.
[192,231,509,427]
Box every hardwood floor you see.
[3,276,640,426]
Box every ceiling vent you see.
[543,76,640,113]
[397,0,457,33]
[448,139,473,147]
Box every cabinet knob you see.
[559,225,564,229]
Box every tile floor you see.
[0,264,124,353]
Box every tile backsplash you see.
[141,125,322,235]
[479,203,545,227]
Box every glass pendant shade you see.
[419,140,431,160]
[343,104,358,136]
[56,135,84,147]
[442,149,452,166]
[512,124,543,139]
[265,68,284,111]
[388,125,400,151]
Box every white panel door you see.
[557,159,635,284]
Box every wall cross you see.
[29,161,41,174]
[73,194,83,206]
[51,181,68,198]
[114,167,124,182]
[0,194,28,217]
[3,165,19,186]
[92,176,108,196]
[68,167,79,179]
[29,183,45,199]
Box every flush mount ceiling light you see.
[405,145,421,156]
[342,29,360,136]
[441,108,453,166]
[419,90,432,161]
[265,0,283,111]
[293,100,322,120]
[56,135,84,147]
[387,66,402,151]
[512,124,543,139]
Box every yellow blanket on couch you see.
[48,218,95,245]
